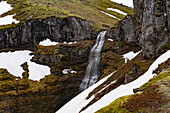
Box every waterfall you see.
[79,31,106,92]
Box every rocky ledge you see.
[0,17,96,50]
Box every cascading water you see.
[79,31,106,92]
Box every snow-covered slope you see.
[0,1,19,25]
[56,72,116,113]
[0,50,51,81]
[56,50,170,113]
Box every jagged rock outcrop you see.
[0,17,95,49]
[134,0,170,59]
[116,15,139,45]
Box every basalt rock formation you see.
[0,17,95,50]
[134,0,170,59]
[116,15,139,45]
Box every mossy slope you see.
[96,65,170,113]
[0,0,133,30]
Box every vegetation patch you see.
[97,66,170,113]
[96,95,131,113]
[139,66,170,91]
[0,0,133,30]
[126,85,166,113]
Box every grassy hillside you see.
[96,62,170,113]
[0,0,133,30]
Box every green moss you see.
[159,42,170,51]
[154,13,163,17]
[139,70,170,91]
[0,69,14,81]
[21,62,29,79]
[156,1,161,4]
[0,0,133,30]
[0,81,15,92]
[19,80,29,90]
[96,95,132,113]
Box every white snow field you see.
[0,50,51,81]
[123,51,141,63]
[39,39,59,46]
[57,50,170,113]
[107,8,127,15]
[0,1,19,25]
[111,0,134,7]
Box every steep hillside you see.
[97,63,170,113]
[0,0,169,113]
[0,0,133,30]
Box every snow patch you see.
[111,0,134,8]
[0,1,12,15]
[39,39,78,46]
[0,1,20,25]
[0,50,51,81]
[123,51,141,63]
[108,38,113,41]
[107,8,127,15]
[64,41,77,44]
[100,11,120,20]
[39,39,59,46]
[0,15,20,25]
[62,69,77,74]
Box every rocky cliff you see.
[134,0,170,59]
[0,17,95,50]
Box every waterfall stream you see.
[79,31,106,92]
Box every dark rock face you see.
[116,15,139,45]
[134,0,170,59]
[0,17,95,49]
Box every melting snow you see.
[0,1,12,15]
[39,39,59,46]
[107,8,127,15]
[0,15,20,25]
[101,11,120,20]
[123,51,141,63]
[56,72,115,113]
[39,39,77,46]
[108,38,113,41]
[0,50,51,81]
[57,50,170,113]
[62,69,77,74]
[0,1,20,25]
[111,0,134,8]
